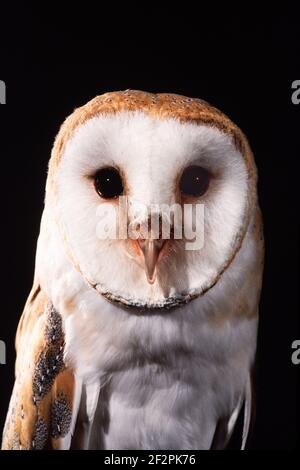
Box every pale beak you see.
[137,238,165,284]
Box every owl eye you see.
[94,167,124,199]
[179,165,210,197]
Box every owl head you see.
[46,90,257,309]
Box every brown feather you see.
[2,287,75,450]
[48,90,257,195]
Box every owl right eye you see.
[94,167,124,199]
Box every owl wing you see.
[210,372,254,450]
[211,207,263,450]
[1,282,80,450]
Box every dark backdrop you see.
[0,6,299,449]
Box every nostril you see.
[153,239,165,250]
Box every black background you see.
[0,5,299,450]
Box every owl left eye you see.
[94,167,124,199]
[179,165,210,197]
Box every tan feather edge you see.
[2,287,75,450]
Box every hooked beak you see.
[137,238,165,284]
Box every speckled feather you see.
[48,90,256,190]
[1,287,74,450]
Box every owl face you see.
[51,95,254,309]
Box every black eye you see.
[179,165,210,197]
[94,167,124,199]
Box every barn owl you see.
[2,90,264,450]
